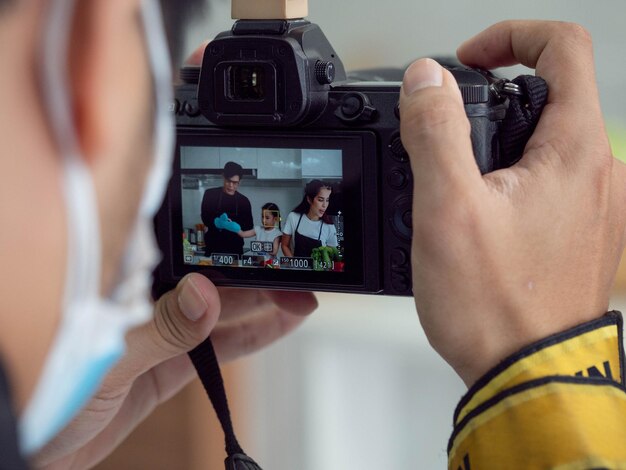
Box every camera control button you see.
[342,95,362,118]
[390,196,413,241]
[336,93,376,123]
[391,271,411,293]
[184,101,202,117]
[387,168,408,190]
[402,210,413,229]
[391,248,409,268]
[389,134,409,162]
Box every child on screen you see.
[238,202,283,256]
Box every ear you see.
[68,0,150,164]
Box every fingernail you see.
[178,276,207,322]
[403,58,443,95]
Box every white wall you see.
[236,294,466,470]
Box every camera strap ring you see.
[500,75,549,167]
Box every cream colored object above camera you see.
[232,0,308,20]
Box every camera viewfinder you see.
[228,65,266,101]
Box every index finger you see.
[217,287,317,321]
[212,289,317,362]
[457,21,607,159]
[458,21,597,108]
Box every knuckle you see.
[153,294,199,352]
[154,312,187,352]
[553,21,593,51]
[595,149,614,176]
[590,151,615,203]
[85,386,130,415]
[563,22,592,43]
[226,318,261,359]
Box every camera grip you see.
[468,75,548,174]
[469,115,500,174]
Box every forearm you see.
[281,235,293,257]
[272,238,280,256]
[239,229,256,238]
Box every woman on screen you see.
[281,180,338,258]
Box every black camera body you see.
[153,19,539,297]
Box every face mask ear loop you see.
[142,5,261,468]
[139,0,175,218]
[19,0,104,456]
[42,0,103,323]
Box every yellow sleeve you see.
[448,311,626,470]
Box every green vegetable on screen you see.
[309,246,342,270]
[322,249,331,267]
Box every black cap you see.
[223,161,243,179]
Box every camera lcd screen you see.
[168,131,377,292]
[181,146,345,272]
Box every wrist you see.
[451,311,614,387]
[454,311,624,423]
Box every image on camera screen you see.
[180,146,345,273]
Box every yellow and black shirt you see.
[449,311,626,469]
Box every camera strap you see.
[500,75,549,167]
[188,337,263,470]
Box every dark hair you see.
[262,202,282,230]
[292,180,333,224]
[223,161,244,180]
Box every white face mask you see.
[18,0,175,455]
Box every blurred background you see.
[96,0,626,468]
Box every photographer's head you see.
[222,161,244,196]
[0,0,209,455]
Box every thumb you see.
[104,274,221,388]
[400,58,482,207]
[152,273,221,350]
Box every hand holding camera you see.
[402,21,626,385]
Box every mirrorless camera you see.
[153,16,543,297]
